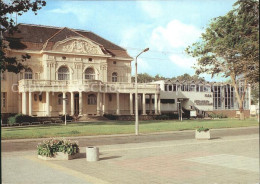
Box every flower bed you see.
[37,138,80,160]
[195,127,211,140]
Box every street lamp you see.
[63,97,68,125]
[135,48,149,135]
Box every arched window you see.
[88,94,97,105]
[85,68,95,80]
[24,68,33,79]
[112,72,118,82]
[58,66,69,80]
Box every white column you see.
[46,91,50,116]
[18,93,22,114]
[71,92,74,116]
[97,92,100,116]
[79,91,82,115]
[29,92,32,116]
[149,94,152,114]
[154,93,158,115]
[158,94,161,115]
[102,93,106,115]
[142,93,146,115]
[22,92,27,115]
[130,93,133,115]
[116,93,120,115]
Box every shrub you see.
[8,114,35,125]
[103,114,117,120]
[61,115,74,122]
[155,114,170,120]
[37,138,79,157]
[197,127,210,132]
[209,113,228,119]
[7,116,16,125]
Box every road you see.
[1,126,259,152]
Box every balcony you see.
[18,79,159,94]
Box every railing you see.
[18,79,160,92]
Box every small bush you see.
[7,116,16,125]
[103,114,117,120]
[197,127,209,132]
[37,138,79,157]
[209,113,228,119]
[61,115,74,122]
[8,114,35,125]
[155,115,170,120]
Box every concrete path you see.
[2,132,259,184]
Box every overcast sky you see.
[14,0,237,81]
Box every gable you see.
[52,37,104,55]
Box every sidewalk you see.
[2,133,259,184]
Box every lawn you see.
[1,118,259,140]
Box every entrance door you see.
[74,94,79,115]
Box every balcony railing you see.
[18,79,159,92]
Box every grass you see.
[1,118,259,140]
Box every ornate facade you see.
[1,24,160,118]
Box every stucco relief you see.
[53,38,103,55]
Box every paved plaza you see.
[2,129,259,184]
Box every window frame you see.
[58,66,70,80]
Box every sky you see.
[12,0,237,81]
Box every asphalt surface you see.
[1,126,259,152]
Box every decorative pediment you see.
[52,37,104,55]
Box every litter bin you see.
[86,147,99,162]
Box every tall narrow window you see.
[85,68,95,80]
[88,94,97,105]
[24,68,33,79]
[58,66,69,80]
[112,72,118,82]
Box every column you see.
[102,93,106,115]
[116,93,120,115]
[29,92,32,116]
[79,91,82,115]
[71,92,74,116]
[130,93,133,115]
[154,93,158,115]
[97,92,100,116]
[18,93,22,114]
[46,91,50,116]
[158,94,161,115]
[149,94,152,114]
[22,92,27,115]
[142,93,146,115]
[63,92,66,115]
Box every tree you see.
[171,73,205,82]
[131,73,154,83]
[0,0,46,73]
[186,0,259,120]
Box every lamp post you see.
[63,97,68,125]
[135,48,149,135]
